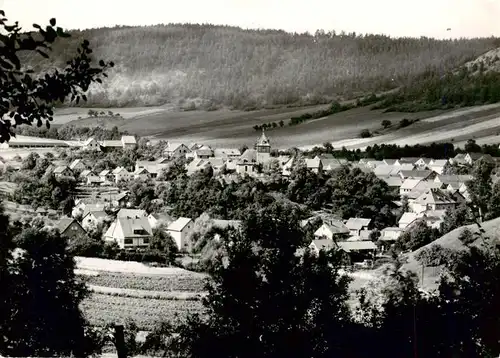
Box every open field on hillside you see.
[81,293,204,330]
[55,102,500,150]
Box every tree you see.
[465,139,481,153]
[173,202,360,358]
[381,119,392,129]
[395,219,439,252]
[327,166,398,228]
[359,129,372,138]
[440,203,474,235]
[487,180,500,220]
[149,227,178,264]
[0,12,114,143]
[0,226,99,356]
[467,158,495,221]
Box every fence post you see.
[114,324,127,358]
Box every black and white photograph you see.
[0,0,500,357]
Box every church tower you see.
[256,128,271,164]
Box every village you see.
[1,128,498,271]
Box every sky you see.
[1,0,499,39]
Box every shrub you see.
[381,119,392,129]
[359,129,372,138]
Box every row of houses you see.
[0,135,137,150]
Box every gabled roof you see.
[156,157,170,164]
[69,159,85,170]
[429,159,448,166]
[101,140,123,147]
[400,178,422,190]
[415,158,433,165]
[112,166,129,175]
[106,217,153,238]
[208,158,225,168]
[383,159,397,165]
[99,169,111,176]
[80,169,93,178]
[311,239,336,252]
[165,142,190,153]
[238,149,257,164]
[321,158,342,170]
[214,148,241,157]
[167,217,193,232]
[415,188,456,205]
[337,240,377,252]
[316,221,350,235]
[399,170,433,180]
[83,210,107,220]
[398,157,421,164]
[195,147,214,156]
[134,167,150,175]
[345,218,371,231]
[83,137,98,146]
[121,136,137,145]
[53,165,70,174]
[435,175,473,184]
[379,176,403,187]
[305,158,322,169]
[56,217,85,234]
[115,192,129,201]
[399,212,421,226]
[117,208,147,219]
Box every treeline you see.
[308,141,500,161]
[374,63,500,112]
[14,125,130,141]
[19,24,498,109]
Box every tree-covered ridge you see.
[19,24,499,109]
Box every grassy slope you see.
[401,217,500,292]
[22,24,497,108]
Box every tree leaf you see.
[49,18,56,26]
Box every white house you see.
[82,137,101,151]
[166,217,194,251]
[69,159,87,172]
[133,167,151,180]
[428,159,449,174]
[236,149,257,175]
[81,210,108,230]
[313,221,350,240]
[214,148,241,159]
[380,227,402,242]
[121,136,137,149]
[399,179,422,197]
[410,188,457,214]
[345,218,371,236]
[112,167,131,183]
[164,143,191,159]
[305,158,322,173]
[99,169,114,183]
[53,166,73,178]
[104,217,153,249]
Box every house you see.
[186,159,212,176]
[73,202,105,218]
[281,156,295,177]
[379,176,404,188]
[117,208,147,219]
[133,167,151,180]
[398,170,434,181]
[396,157,421,166]
[69,159,88,172]
[398,212,421,229]
[164,143,191,159]
[86,175,102,186]
[400,179,422,197]
[121,136,137,149]
[383,159,398,166]
[82,210,107,230]
[345,218,372,236]
[315,157,343,172]
[428,159,449,174]
[236,149,257,175]
[309,239,336,255]
[434,175,473,185]
[449,153,467,166]
[82,137,101,151]
[56,217,89,242]
[406,180,443,201]
[112,167,131,183]
[411,188,457,214]
[104,217,153,249]
[166,217,194,251]
[79,169,95,181]
[112,192,130,208]
[380,227,402,242]
[35,207,48,216]
[208,158,226,173]
[305,158,322,173]
[148,212,174,229]
[214,148,241,159]
[99,169,114,183]
[414,158,433,169]
[336,241,377,263]
[53,166,72,178]
[192,145,214,159]
[313,220,350,240]
[465,153,494,166]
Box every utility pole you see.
[114,324,127,358]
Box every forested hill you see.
[20,24,499,109]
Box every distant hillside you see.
[19,24,499,109]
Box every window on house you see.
[143,238,149,244]
[124,238,133,245]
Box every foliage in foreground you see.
[0,11,113,143]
